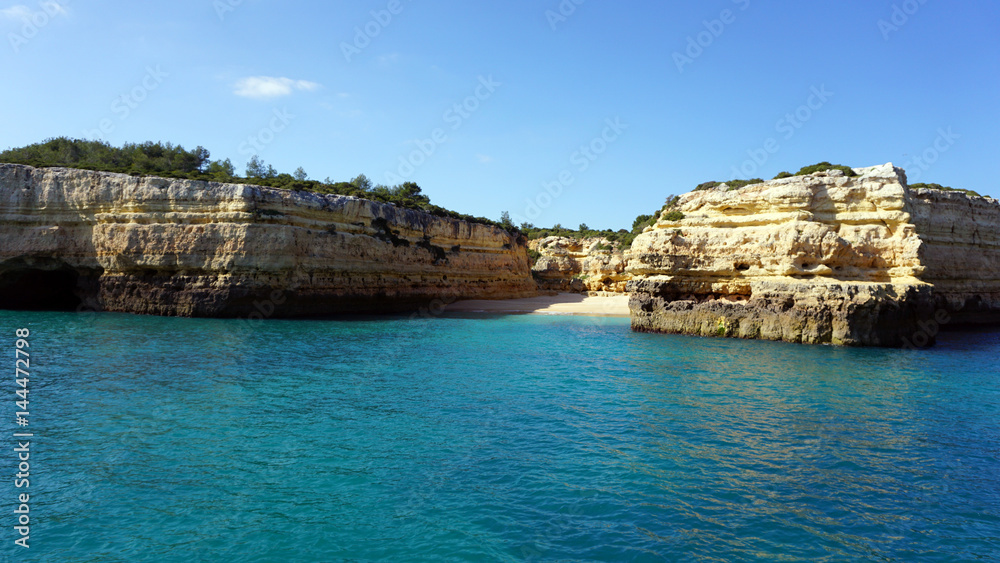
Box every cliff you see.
[529,236,630,293]
[626,164,1000,346]
[0,165,536,316]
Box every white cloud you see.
[477,154,494,164]
[0,5,33,19]
[233,76,321,100]
[1,2,67,20]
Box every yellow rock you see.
[0,165,536,316]
[626,164,1000,347]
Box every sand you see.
[447,293,630,317]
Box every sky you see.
[1,0,998,229]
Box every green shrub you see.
[663,210,685,222]
[725,178,763,191]
[794,161,857,177]
[632,214,654,231]
[909,183,982,197]
[694,179,762,193]
[773,171,793,179]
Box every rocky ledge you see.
[529,236,630,293]
[626,164,1000,347]
[0,165,536,316]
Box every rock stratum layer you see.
[626,164,1000,347]
[529,236,630,293]
[0,165,536,316]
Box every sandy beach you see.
[448,292,630,317]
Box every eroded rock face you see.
[529,236,630,293]
[0,165,536,316]
[626,164,1000,346]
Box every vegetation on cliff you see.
[781,162,858,178]
[0,137,508,230]
[694,179,764,191]
[909,183,982,198]
[515,204,671,253]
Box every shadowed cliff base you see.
[0,259,103,312]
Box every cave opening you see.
[0,266,86,311]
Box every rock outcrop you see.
[626,164,1000,346]
[529,236,630,293]
[0,165,536,316]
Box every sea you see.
[1,310,998,562]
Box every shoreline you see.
[447,293,630,317]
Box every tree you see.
[499,211,514,230]
[578,223,589,232]
[193,146,211,172]
[246,155,267,178]
[351,174,373,192]
[206,158,235,181]
[293,166,308,181]
[389,182,430,207]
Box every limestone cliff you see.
[529,236,630,293]
[0,165,536,316]
[626,164,1000,346]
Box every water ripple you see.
[1,312,998,561]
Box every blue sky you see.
[1,0,998,229]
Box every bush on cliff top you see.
[793,161,858,177]
[0,137,508,231]
[909,183,982,198]
[693,178,764,192]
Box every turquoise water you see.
[1,310,999,562]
